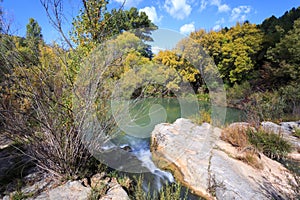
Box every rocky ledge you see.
[2,172,130,200]
[150,118,299,200]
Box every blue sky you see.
[2,0,300,44]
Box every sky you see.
[2,0,300,44]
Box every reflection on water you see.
[125,98,243,126]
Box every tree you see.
[72,1,157,53]
[266,18,300,86]
[153,50,200,93]
[192,23,263,85]
[71,0,108,49]
[25,18,43,65]
[260,6,300,47]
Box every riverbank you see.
[151,118,300,199]
[1,118,299,199]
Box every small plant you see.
[10,179,34,200]
[189,109,212,125]
[89,185,107,200]
[159,182,188,200]
[293,128,300,138]
[130,175,152,200]
[247,128,292,160]
[118,175,132,191]
[11,191,27,200]
[129,175,190,200]
[207,174,225,197]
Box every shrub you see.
[246,129,292,160]
[129,175,189,200]
[0,43,116,179]
[227,81,251,103]
[293,128,300,138]
[220,124,250,149]
[243,91,286,124]
[189,109,212,125]
[279,83,300,117]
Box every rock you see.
[151,118,299,199]
[99,178,130,200]
[34,180,91,200]
[261,121,285,134]
[280,121,300,133]
[91,172,108,189]
[261,121,300,151]
[120,145,133,152]
[82,178,89,187]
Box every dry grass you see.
[220,124,250,149]
[237,151,263,170]
[221,124,264,169]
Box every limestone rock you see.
[99,178,130,200]
[34,180,91,200]
[262,121,300,151]
[151,118,299,199]
[280,121,300,133]
[91,172,108,189]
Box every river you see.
[103,98,244,198]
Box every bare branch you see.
[40,0,73,49]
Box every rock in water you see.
[151,118,298,199]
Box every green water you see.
[109,98,244,199]
[123,98,243,126]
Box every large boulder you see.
[151,118,298,199]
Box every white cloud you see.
[139,6,162,24]
[152,46,166,55]
[213,18,225,31]
[164,0,192,20]
[231,6,251,22]
[213,24,221,31]
[200,0,208,11]
[200,0,230,12]
[218,4,230,12]
[180,22,195,35]
[210,0,230,12]
[216,18,225,24]
[113,0,142,7]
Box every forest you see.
[0,0,299,199]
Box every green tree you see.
[266,18,300,86]
[192,23,263,85]
[71,0,108,50]
[219,22,263,84]
[153,50,200,93]
[72,1,157,52]
[260,7,300,48]
[25,18,43,65]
